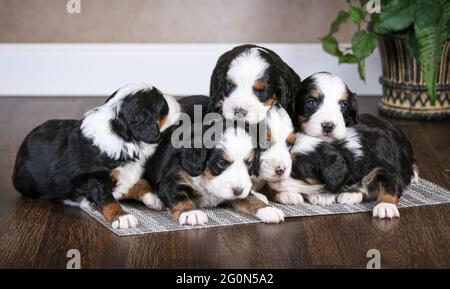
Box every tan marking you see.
[340,91,349,101]
[377,185,399,204]
[171,199,197,221]
[254,79,267,90]
[362,167,382,189]
[157,115,167,128]
[123,179,152,201]
[223,153,233,163]
[109,169,120,186]
[298,116,308,132]
[266,128,273,142]
[102,201,127,222]
[304,177,321,185]
[244,150,255,162]
[202,168,215,181]
[231,195,268,216]
[178,170,195,188]
[310,89,321,99]
[260,183,280,203]
[286,132,296,145]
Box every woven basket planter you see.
[377,34,450,120]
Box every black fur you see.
[12,86,169,214]
[208,44,301,116]
[291,114,416,200]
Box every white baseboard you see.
[0,43,382,96]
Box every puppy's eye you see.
[217,159,229,169]
[306,97,318,109]
[244,159,253,168]
[339,101,349,111]
[225,80,236,92]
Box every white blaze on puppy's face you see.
[305,73,348,141]
[222,48,271,124]
[259,107,294,181]
[203,127,254,201]
[160,93,181,132]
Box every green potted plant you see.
[322,0,450,120]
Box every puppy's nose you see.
[275,166,285,176]
[232,187,244,196]
[233,107,248,118]
[321,122,335,134]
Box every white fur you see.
[258,106,294,181]
[275,191,304,205]
[161,93,182,131]
[304,73,348,141]
[306,193,336,206]
[336,192,363,204]
[269,177,324,195]
[411,169,419,184]
[255,207,285,223]
[142,193,165,210]
[191,126,255,207]
[223,48,270,124]
[111,214,138,229]
[342,128,363,159]
[291,133,322,155]
[179,210,208,226]
[373,203,400,219]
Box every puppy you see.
[13,83,181,228]
[269,114,418,219]
[143,119,285,225]
[209,44,300,124]
[293,72,358,141]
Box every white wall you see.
[0,43,382,96]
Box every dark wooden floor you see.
[0,96,449,269]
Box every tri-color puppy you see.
[293,72,358,141]
[143,119,285,225]
[209,44,301,124]
[13,83,180,228]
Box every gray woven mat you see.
[81,178,450,236]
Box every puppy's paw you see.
[372,203,400,219]
[337,192,363,205]
[142,192,165,211]
[179,210,208,226]
[255,207,285,223]
[275,192,304,205]
[111,214,138,229]
[306,193,336,206]
[251,191,269,205]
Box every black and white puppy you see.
[293,72,358,141]
[144,120,285,225]
[270,114,419,219]
[12,84,181,228]
[209,44,300,124]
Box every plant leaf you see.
[339,53,359,64]
[414,0,442,31]
[321,35,342,56]
[329,10,349,35]
[351,31,377,59]
[358,59,366,82]
[405,29,421,61]
[414,0,450,103]
[374,0,416,34]
[349,6,365,24]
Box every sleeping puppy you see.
[209,44,300,124]
[13,83,180,228]
[293,72,358,141]
[143,119,285,225]
[269,114,418,219]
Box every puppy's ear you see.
[208,60,227,114]
[319,152,349,193]
[112,110,161,144]
[180,147,208,177]
[346,90,359,125]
